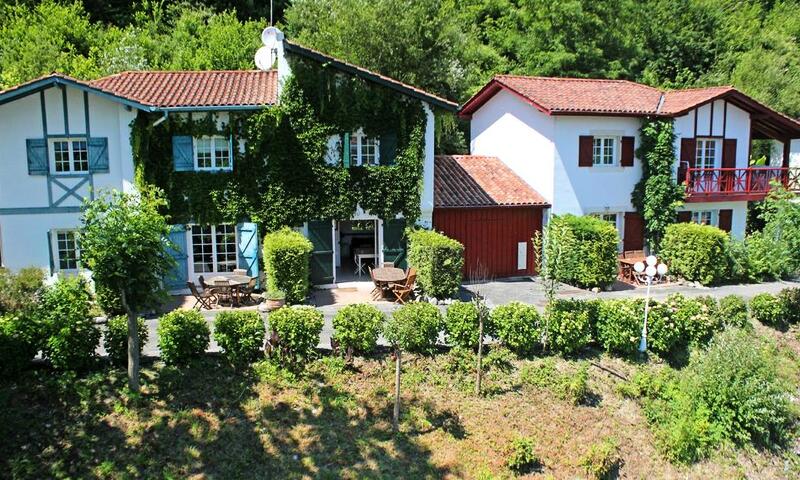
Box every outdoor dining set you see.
[186,269,259,310]
[618,250,668,285]
[369,264,417,304]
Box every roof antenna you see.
[270,0,273,26]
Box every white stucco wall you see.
[419,102,435,228]
[678,200,748,239]
[470,89,556,203]
[551,115,642,215]
[673,100,751,170]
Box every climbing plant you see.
[131,54,427,231]
[631,118,685,252]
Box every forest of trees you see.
[1,0,799,118]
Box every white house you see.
[0,27,457,289]
[459,75,800,249]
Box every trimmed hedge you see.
[384,302,441,355]
[595,299,641,356]
[105,315,149,367]
[157,309,210,365]
[543,215,618,289]
[263,228,314,304]
[407,229,464,299]
[331,303,384,359]
[214,311,266,365]
[491,302,541,356]
[444,300,489,350]
[39,277,100,371]
[661,223,730,285]
[268,306,324,369]
[545,299,594,355]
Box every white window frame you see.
[695,138,720,170]
[193,136,233,172]
[691,210,715,226]
[349,130,380,166]
[591,212,623,250]
[190,224,238,275]
[592,136,618,166]
[53,229,80,273]
[49,137,89,174]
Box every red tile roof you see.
[89,70,278,108]
[435,155,549,208]
[659,86,735,115]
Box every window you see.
[592,137,616,166]
[595,213,618,224]
[691,210,713,226]
[55,230,79,271]
[695,138,718,170]
[50,138,89,173]
[349,132,380,166]
[194,136,232,171]
[191,224,237,273]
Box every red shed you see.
[433,155,549,279]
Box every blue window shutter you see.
[379,132,397,166]
[342,133,350,168]
[237,222,260,279]
[26,138,48,175]
[46,231,55,274]
[88,137,109,173]
[172,136,194,172]
[165,225,188,290]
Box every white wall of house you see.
[678,200,748,239]
[420,102,435,228]
[673,100,751,170]
[552,115,642,215]
[470,89,556,204]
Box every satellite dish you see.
[261,26,284,48]
[255,46,274,71]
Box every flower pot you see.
[265,298,285,311]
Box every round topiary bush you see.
[105,315,149,367]
[331,303,385,360]
[407,229,465,299]
[214,311,266,365]
[544,299,593,355]
[660,223,731,285]
[717,295,749,329]
[595,299,641,356]
[268,306,325,369]
[384,301,442,355]
[157,309,210,365]
[444,300,488,350]
[749,293,788,329]
[39,277,100,371]
[490,302,541,357]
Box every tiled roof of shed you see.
[434,155,549,208]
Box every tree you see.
[78,188,175,391]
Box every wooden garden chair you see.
[389,268,417,304]
[187,281,216,310]
[239,277,258,304]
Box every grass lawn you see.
[2,324,800,479]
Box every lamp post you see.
[634,255,668,353]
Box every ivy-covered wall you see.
[131,54,427,231]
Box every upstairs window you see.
[50,138,89,173]
[194,136,232,172]
[592,137,616,166]
[349,132,380,166]
[695,138,718,170]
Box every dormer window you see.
[194,136,232,171]
[349,131,380,166]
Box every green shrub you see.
[491,302,541,356]
[543,215,618,289]
[544,299,593,355]
[384,302,441,355]
[0,314,39,376]
[444,300,490,349]
[506,436,540,473]
[749,293,788,329]
[407,229,464,299]
[262,228,314,304]
[268,306,324,369]
[157,309,210,365]
[332,303,384,359]
[214,311,265,365]
[520,358,591,405]
[94,284,125,317]
[0,267,44,315]
[660,223,730,285]
[579,438,620,479]
[643,301,681,355]
[667,294,720,346]
[717,295,749,329]
[595,299,641,356]
[39,277,100,371]
[778,288,800,324]
[105,315,149,367]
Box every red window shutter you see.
[677,211,692,223]
[722,139,737,169]
[579,136,594,167]
[718,209,733,232]
[623,212,645,251]
[678,137,696,183]
[620,137,635,167]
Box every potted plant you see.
[264,289,286,311]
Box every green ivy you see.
[131,55,427,230]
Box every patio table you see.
[618,257,645,284]
[208,274,251,307]
[371,267,407,300]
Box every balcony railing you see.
[684,166,800,200]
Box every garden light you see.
[638,257,668,353]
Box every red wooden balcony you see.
[683,167,800,202]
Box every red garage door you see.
[433,206,543,279]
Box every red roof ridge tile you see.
[495,74,659,88]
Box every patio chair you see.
[389,268,417,304]
[214,280,232,306]
[368,267,386,300]
[187,281,216,310]
[233,268,248,276]
[382,262,395,268]
[239,277,258,304]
